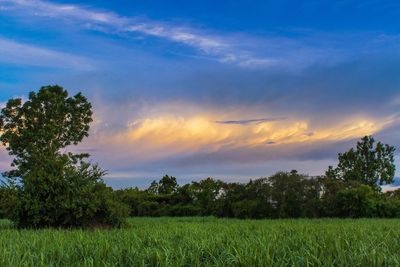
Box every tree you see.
[225,178,273,219]
[268,171,307,218]
[146,180,159,194]
[192,177,224,215]
[0,85,128,228]
[302,176,324,218]
[0,85,92,180]
[335,185,377,218]
[158,175,178,194]
[326,136,395,190]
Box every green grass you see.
[0,217,399,266]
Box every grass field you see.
[0,217,399,266]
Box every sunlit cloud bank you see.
[113,115,382,153]
[75,101,400,183]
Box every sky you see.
[0,0,400,188]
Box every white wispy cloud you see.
[0,37,95,70]
[0,0,275,67]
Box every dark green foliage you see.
[137,201,163,216]
[167,204,201,216]
[319,178,348,217]
[0,86,128,228]
[158,175,178,194]
[0,86,92,181]
[326,136,395,190]
[191,177,224,215]
[268,171,308,218]
[302,177,324,217]
[335,185,377,218]
[146,180,159,194]
[231,199,260,218]
[0,187,16,219]
[116,187,148,216]
[375,190,400,217]
[116,167,400,219]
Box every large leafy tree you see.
[0,85,92,181]
[326,136,395,190]
[0,85,128,228]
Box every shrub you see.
[336,185,377,218]
[9,160,128,228]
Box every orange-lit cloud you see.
[89,102,397,164]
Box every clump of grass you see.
[0,217,399,266]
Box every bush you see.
[168,204,201,216]
[0,187,17,219]
[336,185,377,218]
[9,160,128,228]
[137,201,163,216]
[232,200,260,219]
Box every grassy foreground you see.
[0,217,399,266]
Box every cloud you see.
[0,0,299,68]
[215,117,287,125]
[75,101,400,184]
[0,37,95,70]
[3,0,396,71]
[81,101,399,170]
[118,115,383,150]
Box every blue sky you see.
[1,0,400,188]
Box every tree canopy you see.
[0,86,128,228]
[0,85,92,180]
[326,136,395,190]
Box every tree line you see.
[115,173,400,219]
[0,86,399,229]
[115,131,399,219]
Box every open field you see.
[0,217,399,266]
